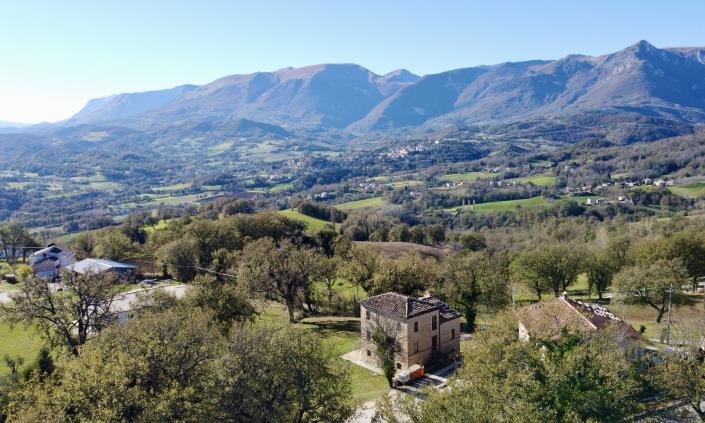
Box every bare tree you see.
[0,271,120,356]
[238,238,327,322]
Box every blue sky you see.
[1,0,704,123]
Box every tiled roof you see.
[420,295,463,322]
[565,297,640,338]
[360,292,461,321]
[515,295,640,340]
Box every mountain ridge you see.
[61,41,705,134]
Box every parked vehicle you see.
[393,364,424,386]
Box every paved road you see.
[111,284,189,314]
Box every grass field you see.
[439,171,495,183]
[446,196,551,214]
[247,182,294,194]
[335,197,386,211]
[391,180,423,188]
[255,302,387,403]
[0,323,44,377]
[669,182,705,199]
[277,209,334,232]
[510,175,557,187]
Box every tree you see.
[440,251,509,332]
[459,232,487,252]
[0,271,120,356]
[658,232,705,291]
[156,237,199,281]
[613,259,687,323]
[216,327,353,422]
[5,311,353,423]
[0,223,36,269]
[5,308,223,422]
[238,238,327,322]
[370,254,437,297]
[583,248,616,299]
[186,274,256,330]
[374,313,647,423]
[14,264,33,283]
[186,219,243,267]
[511,244,584,299]
[318,256,340,304]
[93,229,139,262]
[336,244,379,296]
[371,323,401,387]
[425,224,446,245]
[651,316,705,420]
[388,224,411,243]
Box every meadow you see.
[669,182,705,198]
[335,197,386,211]
[276,209,335,232]
[439,171,496,183]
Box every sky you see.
[1,0,704,123]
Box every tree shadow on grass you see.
[301,319,360,335]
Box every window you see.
[366,350,371,357]
[414,321,418,332]
[366,330,371,340]
[396,362,402,370]
[432,335,438,351]
[432,316,437,330]
[451,328,455,339]
[366,310,370,320]
[414,342,419,353]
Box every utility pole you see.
[666,283,673,345]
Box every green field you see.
[335,197,386,210]
[155,183,192,192]
[391,180,423,188]
[277,209,334,232]
[669,182,705,198]
[247,182,294,194]
[510,175,557,187]
[445,196,550,214]
[255,302,387,403]
[440,171,496,183]
[0,323,43,377]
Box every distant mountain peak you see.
[383,69,421,82]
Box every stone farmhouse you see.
[360,292,461,371]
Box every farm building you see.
[67,258,136,279]
[29,244,75,279]
[515,293,640,341]
[360,292,461,371]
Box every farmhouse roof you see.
[515,294,640,340]
[360,292,460,321]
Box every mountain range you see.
[51,40,705,138]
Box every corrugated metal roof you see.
[67,258,136,274]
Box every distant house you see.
[66,258,136,279]
[515,293,640,341]
[29,244,75,279]
[584,197,604,206]
[360,292,461,371]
